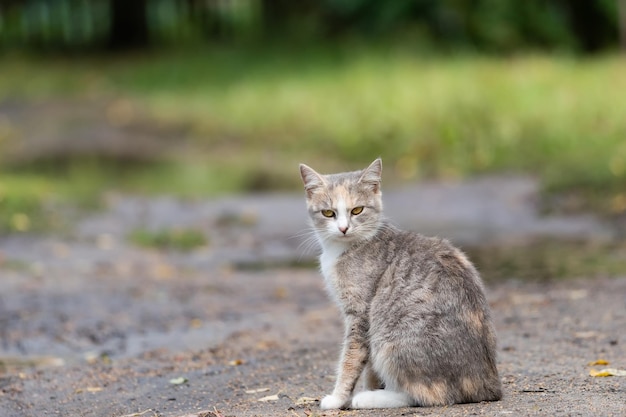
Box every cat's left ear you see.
[359,158,382,192]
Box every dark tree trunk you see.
[565,1,617,52]
[619,0,626,51]
[261,0,292,34]
[108,0,149,50]
[261,0,322,36]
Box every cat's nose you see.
[339,226,349,234]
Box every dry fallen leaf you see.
[152,262,175,280]
[245,387,270,394]
[573,331,599,339]
[590,368,626,377]
[177,407,223,417]
[295,396,318,405]
[119,410,156,417]
[257,394,279,402]
[588,359,609,366]
[169,377,188,385]
[273,287,288,300]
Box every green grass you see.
[128,228,208,251]
[1,45,626,234]
[0,174,62,233]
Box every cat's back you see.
[344,224,480,286]
[364,226,502,404]
[342,224,492,333]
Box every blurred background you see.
[1,0,626,235]
[3,3,626,413]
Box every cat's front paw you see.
[320,394,347,410]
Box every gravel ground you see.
[1,181,625,417]
[1,267,624,417]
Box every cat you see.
[299,158,502,409]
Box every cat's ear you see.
[359,158,382,192]
[300,163,326,197]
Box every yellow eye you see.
[351,206,364,215]
[321,209,335,218]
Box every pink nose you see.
[339,226,349,234]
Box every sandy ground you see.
[1,182,625,417]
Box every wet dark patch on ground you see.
[466,238,626,283]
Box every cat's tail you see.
[405,376,502,407]
[351,390,414,409]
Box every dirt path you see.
[1,181,625,417]
[1,268,624,417]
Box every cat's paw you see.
[320,394,347,410]
[351,391,378,409]
[352,390,412,409]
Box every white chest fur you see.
[319,242,346,279]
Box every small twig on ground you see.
[179,407,224,417]
[119,410,156,417]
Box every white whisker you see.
[291,227,322,260]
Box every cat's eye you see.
[351,206,364,215]
[321,209,335,218]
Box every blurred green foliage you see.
[0,0,621,53]
[1,0,626,235]
[1,47,626,217]
[0,174,56,233]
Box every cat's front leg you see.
[320,394,348,410]
[321,316,369,410]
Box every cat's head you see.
[299,158,383,245]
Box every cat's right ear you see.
[299,163,326,198]
[358,158,382,193]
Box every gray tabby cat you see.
[299,158,502,410]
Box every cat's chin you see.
[319,235,354,248]
[331,235,361,246]
[319,228,375,246]
[327,230,377,244]
[333,234,357,243]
